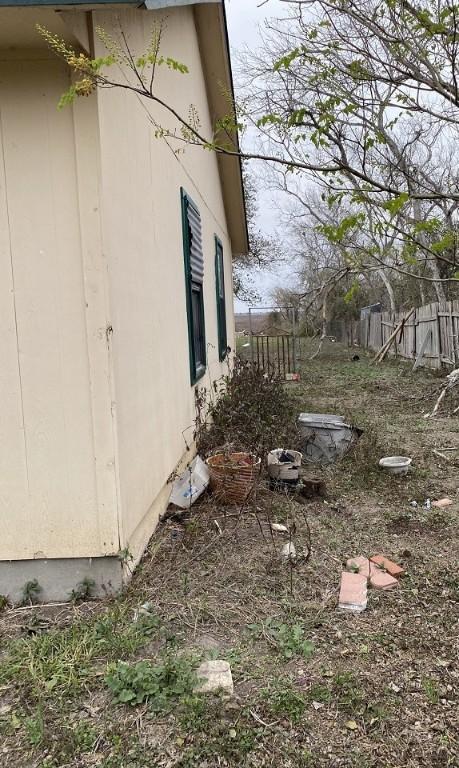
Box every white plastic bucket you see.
[267,449,302,481]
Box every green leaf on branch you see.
[431,231,456,253]
[318,213,366,243]
[273,47,302,71]
[383,192,409,217]
[344,280,360,304]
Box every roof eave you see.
[193,1,249,256]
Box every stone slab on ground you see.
[195,660,234,695]
[338,571,368,612]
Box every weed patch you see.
[0,605,162,699]
[261,678,306,724]
[250,618,314,660]
[105,652,197,709]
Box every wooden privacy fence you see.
[360,301,459,369]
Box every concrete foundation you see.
[0,556,124,604]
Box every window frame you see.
[181,188,206,385]
[214,236,228,361]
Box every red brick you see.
[370,554,404,578]
[432,497,453,509]
[346,556,372,577]
[339,571,367,612]
[369,570,398,590]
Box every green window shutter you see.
[215,236,228,361]
[181,189,206,384]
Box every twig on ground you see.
[425,367,459,417]
[249,709,280,728]
[433,449,451,461]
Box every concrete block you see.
[195,660,234,695]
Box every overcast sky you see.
[225,0,292,312]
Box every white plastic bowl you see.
[379,456,412,475]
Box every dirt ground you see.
[1,342,459,768]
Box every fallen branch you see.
[425,367,459,418]
[249,710,280,728]
[433,449,451,461]
[374,308,415,364]
[309,335,335,360]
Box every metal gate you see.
[248,306,298,379]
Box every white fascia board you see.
[145,0,220,8]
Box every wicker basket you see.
[207,452,261,504]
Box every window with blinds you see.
[181,189,206,384]
[215,236,228,361]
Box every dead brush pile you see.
[195,358,300,459]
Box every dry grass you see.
[1,343,459,767]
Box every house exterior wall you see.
[93,6,236,559]
[0,5,237,597]
[0,38,120,565]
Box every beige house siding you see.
[93,6,235,558]
[0,55,118,561]
[0,5,237,583]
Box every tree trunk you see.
[309,289,329,359]
[378,269,396,313]
[429,257,446,303]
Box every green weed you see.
[422,677,440,704]
[0,605,162,699]
[262,678,306,723]
[24,706,45,746]
[333,672,364,712]
[251,618,314,660]
[306,683,332,703]
[21,579,42,606]
[69,577,96,603]
[105,651,197,710]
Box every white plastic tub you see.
[297,413,356,465]
[379,456,412,475]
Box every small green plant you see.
[0,594,9,612]
[306,683,332,703]
[105,652,197,710]
[363,700,390,728]
[333,672,364,712]
[73,721,97,751]
[21,579,42,606]
[262,678,306,724]
[69,577,96,603]
[257,618,314,659]
[422,677,440,705]
[24,706,45,747]
[117,547,134,574]
[117,546,133,563]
